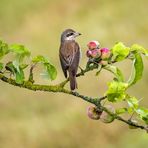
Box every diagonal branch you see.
[0,72,147,132]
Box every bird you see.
[59,29,81,90]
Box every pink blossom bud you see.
[100,48,110,53]
[87,106,102,120]
[100,105,115,123]
[91,49,101,58]
[100,48,111,60]
[86,50,92,57]
[86,49,101,58]
[87,41,100,50]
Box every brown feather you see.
[59,40,80,90]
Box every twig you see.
[28,63,37,83]
[59,63,99,87]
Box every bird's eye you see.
[66,32,74,37]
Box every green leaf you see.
[10,44,30,62]
[136,107,148,124]
[116,108,128,114]
[13,60,20,73]
[10,44,30,55]
[20,64,28,69]
[0,41,9,59]
[32,55,49,63]
[105,81,128,102]
[32,55,57,80]
[5,61,25,84]
[104,65,124,82]
[127,96,139,109]
[127,107,134,114]
[45,63,57,80]
[5,62,16,74]
[111,42,130,61]
[0,63,3,71]
[127,53,143,86]
[131,44,148,57]
[40,71,50,79]
[15,68,25,84]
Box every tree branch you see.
[0,72,147,132]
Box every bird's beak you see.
[75,32,82,37]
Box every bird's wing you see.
[59,41,80,78]
[69,42,80,76]
[59,51,68,78]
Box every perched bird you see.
[59,29,81,90]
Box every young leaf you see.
[20,64,28,69]
[0,63,3,71]
[5,61,25,84]
[5,62,16,74]
[103,65,124,82]
[127,96,139,109]
[131,44,148,57]
[127,107,134,114]
[32,55,57,80]
[10,44,30,62]
[111,42,130,61]
[116,108,128,115]
[13,60,20,73]
[15,68,25,84]
[0,41,9,59]
[44,63,57,80]
[32,55,49,63]
[105,81,128,102]
[127,53,143,86]
[136,107,148,124]
[40,71,50,79]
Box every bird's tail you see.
[69,70,77,90]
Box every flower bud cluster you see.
[86,41,111,65]
[87,105,115,123]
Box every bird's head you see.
[61,29,81,42]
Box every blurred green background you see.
[0,0,148,147]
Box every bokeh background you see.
[0,0,148,147]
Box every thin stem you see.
[28,63,37,83]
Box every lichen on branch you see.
[0,40,148,132]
